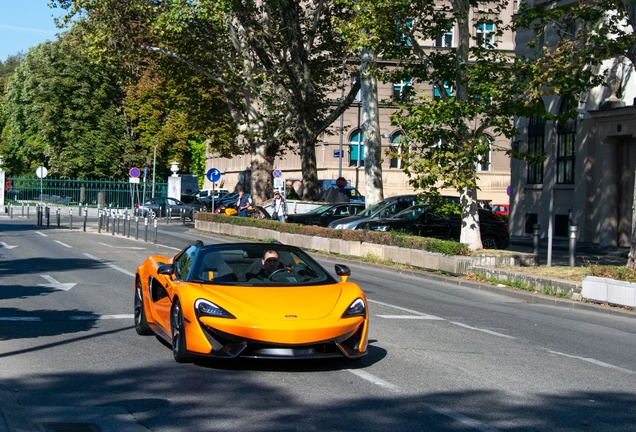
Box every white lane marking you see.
[376,315,432,319]
[84,253,135,277]
[38,275,76,291]
[54,240,72,248]
[346,369,400,392]
[367,299,445,320]
[548,350,636,374]
[0,242,18,249]
[98,242,146,250]
[70,314,134,320]
[0,317,42,321]
[450,322,516,340]
[35,231,47,237]
[422,403,501,432]
[347,370,500,431]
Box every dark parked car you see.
[358,204,510,249]
[137,197,205,220]
[287,203,366,227]
[199,192,233,210]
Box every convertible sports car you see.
[134,241,368,362]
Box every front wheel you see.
[481,235,499,249]
[134,277,153,335]
[171,299,191,363]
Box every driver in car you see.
[247,250,302,282]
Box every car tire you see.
[134,276,153,335]
[481,235,499,249]
[171,299,191,363]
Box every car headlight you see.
[342,298,366,318]
[194,299,235,319]
[370,225,389,232]
[333,223,347,230]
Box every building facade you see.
[509,2,636,247]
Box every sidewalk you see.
[507,235,629,267]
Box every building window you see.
[476,22,495,48]
[475,137,491,172]
[352,76,361,102]
[433,81,452,101]
[527,115,545,184]
[557,98,576,184]
[389,133,406,169]
[396,19,414,46]
[349,130,364,167]
[393,78,412,101]
[435,26,454,47]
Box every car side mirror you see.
[323,210,334,216]
[157,263,175,275]
[335,264,351,282]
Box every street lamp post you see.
[0,155,4,208]
[152,143,157,198]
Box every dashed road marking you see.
[450,321,516,340]
[35,231,47,237]
[54,240,72,248]
[547,350,635,374]
[83,253,135,277]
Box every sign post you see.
[35,166,48,205]
[272,169,284,195]
[206,168,222,211]
[129,167,141,210]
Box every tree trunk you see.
[249,139,277,205]
[459,186,483,250]
[297,124,319,200]
[626,165,636,268]
[361,48,384,206]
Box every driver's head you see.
[262,250,280,273]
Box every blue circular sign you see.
[129,167,141,178]
[206,168,221,183]
[273,169,282,178]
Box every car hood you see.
[328,214,370,227]
[201,284,343,320]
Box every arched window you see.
[349,130,363,167]
[557,98,576,184]
[527,115,545,184]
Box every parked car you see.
[491,204,509,216]
[199,192,232,210]
[327,194,423,230]
[198,188,230,198]
[358,204,510,249]
[137,197,205,220]
[287,203,366,226]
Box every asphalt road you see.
[0,214,635,432]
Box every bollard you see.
[69,209,73,230]
[167,207,171,224]
[27,204,30,219]
[144,217,148,242]
[154,218,158,244]
[56,208,61,228]
[105,210,109,232]
[37,206,41,226]
[135,216,139,240]
[127,214,131,238]
[533,223,540,257]
[22,203,24,218]
[83,209,88,232]
[46,206,50,228]
[111,213,116,235]
[182,208,186,225]
[569,225,578,267]
[98,209,102,233]
[10,205,13,219]
[116,212,121,235]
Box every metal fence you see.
[8,177,168,208]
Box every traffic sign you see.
[336,176,347,189]
[36,166,48,179]
[206,168,221,183]
[333,150,343,158]
[129,167,141,178]
[273,169,283,178]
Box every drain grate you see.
[41,423,101,432]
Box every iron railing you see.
[9,177,168,208]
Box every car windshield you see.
[345,188,363,199]
[307,204,335,215]
[357,201,386,217]
[391,205,428,220]
[190,243,336,286]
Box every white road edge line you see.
[367,299,445,320]
[376,315,432,319]
[548,350,636,374]
[450,322,516,340]
[346,369,400,393]
[70,314,134,320]
[35,231,47,237]
[54,240,72,248]
[83,253,135,277]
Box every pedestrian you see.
[271,190,288,222]
[236,190,250,217]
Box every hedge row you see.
[196,212,470,256]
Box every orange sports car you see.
[134,241,368,362]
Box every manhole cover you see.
[41,423,101,432]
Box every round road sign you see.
[273,169,283,178]
[336,176,347,189]
[36,166,48,179]
[129,167,141,178]
[206,168,221,183]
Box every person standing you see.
[272,190,288,222]
[236,190,250,217]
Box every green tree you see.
[52,0,362,202]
